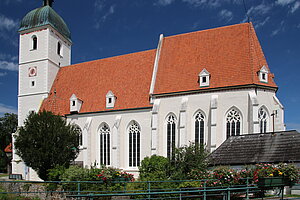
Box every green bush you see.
[139,155,169,181]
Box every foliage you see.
[54,165,134,192]
[170,142,209,180]
[253,163,299,184]
[14,111,80,180]
[139,155,169,181]
[0,113,17,172]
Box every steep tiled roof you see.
[208,130,300,166]
[153,23,277,95]
[4,143,12,153]
[41,23,277,115]
[40,50,156,115]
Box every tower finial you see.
[43,0,54,7]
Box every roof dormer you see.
[258,65,268,83]
[70,94,83,114]
[106,91,116,109]
[199,68,210,87]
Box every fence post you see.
[148,181,151,200]
[246,177,249,200]
[203,181,206,200]
[227,187,230,200]
[77,181,81,200]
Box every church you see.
[13,0,285,180]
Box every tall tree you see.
[14,111,80,180]
[0,113,17,172]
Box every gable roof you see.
[40,49,156,115]
[208,130,300,166]
[40,23,277,115]
[153,23,277,95]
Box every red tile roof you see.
[153,23,277,95]
[41,23,277,115]
[4,143,12,153]
[40,50,156,115]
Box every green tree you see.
[14,111,80,180]
[170,143,209,180]
[139,155,169,181]
[0,113,17,172]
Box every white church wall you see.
[48,28,71,67]
[19,28,48,64]
[67,108,152,176]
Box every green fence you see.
[0,179,298,200]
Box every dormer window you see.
[259,65,268,83]
[199,68,210,87]
[70,94,83,114]
[106,91,116,109]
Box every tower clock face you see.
[28,67,37,77]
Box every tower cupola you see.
[19,0,71,42]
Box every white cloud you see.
[0,61,18,71]
[271,20,285,36]
[0,103,17,115]
[156,0,176,6]
[219,9,233,22]
[255,16,270,29]
[276,0,296,5]
[247,3,272,16]
[182,0,228,7]
[0,15,18,31]
[291,1,300,13]
[94,0,116,29]
[0,72,7,77]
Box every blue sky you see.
[0,0,299,131]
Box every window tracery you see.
[128,121,140,167]
[226,108,241,138]
[99,123,110,166]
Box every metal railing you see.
[0,178,298,200]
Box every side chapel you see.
[13,0,285,180]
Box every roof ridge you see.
[64,48,156,69]
[164,23,250,39]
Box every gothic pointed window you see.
[258,107,268,133]
[99,123,110,166]
[226,108,241,139]
[166,114,176,159]
[128,121,140,167]
[74,125,83,147]
[32,36,37,50]
[195,111,205,145]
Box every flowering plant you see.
[95,167,134,182]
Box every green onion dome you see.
[19,5,71,42]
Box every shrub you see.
[139,155,169,181]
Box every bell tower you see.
[14,1,72,180]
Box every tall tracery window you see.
[128,121,140,167]
[32,36,37,50]
[226,108,241,139]
[99,123,110,166]
[195,111,205,145]
[166,114,176,159]
[74,125,83,147]
[258,107,268,133]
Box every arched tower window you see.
[128,121,140,167]
[32,36,37,50]
[195,111,205,145]
[166,114,176,159]
[99,123,110,166]
[57,41,62,55]
[226,108,242,139]
[258,107,268,133]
